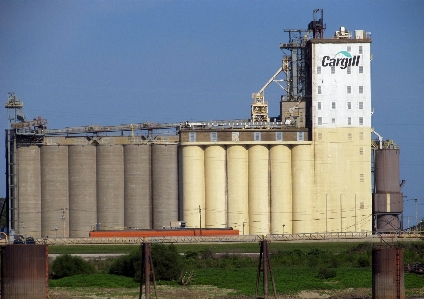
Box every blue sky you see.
[1,1,423,228]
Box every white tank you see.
[181,145,205,228]
[227,145,248,234]
[124,144,151,229]
[17,146,41,238]
[68,145,97,237]
[204,145,226,228]
[270,145,292,234]
[41,146,69,238]
[291,145,314,233]
[96,145,124,230]
[248,145,269,235]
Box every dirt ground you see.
[48,286,374,299]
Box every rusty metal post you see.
[255,239,277,299]
[139,242,158,299]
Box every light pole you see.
[243,221,246,235]
[415,198,418,231]
[55,228,58,238]
[282,224,285,236]
[198,205,202,236]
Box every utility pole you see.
[415,198,418,231]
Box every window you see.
[348,133,352,140]
[347,86,352,94]
[359,117,364,125]
[254,132,261,141]
[210,132,218,142]
[331,66,335,74]
[360,174,364,182]
[359,86,364,94]
[332,118,335,124]
[318,117,322,125]
[359,102,364,109]
[317,133,322,140]
[317,86,322,94]
[317,66,321,74]
[359,132,363,140]
[347,66,351,74]
[348,117,351,125]
[347,102,352,109]
[317,102,322,110]
[359,147,364,155]
[360,201,364,209]
[276,132,283,141]
[297,132,304,141]
[359,46,363,54]
[347,46,351,52]
[359,66,363,73]
[331,102,336,109]
[189,132,196,142]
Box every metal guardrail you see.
[31,231,423,245]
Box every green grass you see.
[49,273,139,288]
[48,244,140,254]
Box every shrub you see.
[357,256,370,267]
[51,254,95,279]
[317,267,336,279]
[109,243,183,282]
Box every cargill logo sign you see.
[321,51,360,69]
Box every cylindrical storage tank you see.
[152,144,178,229]
[227,145,248,234]
[41,145,69,238]
[96,145,124,230]
[374,149,400,193]
[270,145,292,234]
[181,145,205,229]
[248,145,269,235]
[372,246,405,299]
[1,245,48,299]
[377,215,400,231]
[124,144,151,229]
[292,145,314,233]
[204,145,227,228]
[68,145,97,237]
[17,146,41,238]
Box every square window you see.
[359,66,363,73]
[359,102,364,109]
[347,66,351,74]
[189,132,196,142]
[297,132,304,141]
[347,102,352,109]
[348,117,351,125]
[347,46,351,52]
[317,66,321,74]
[359,86,364,94]
[347,86,352,94]
[254,132,261,141]
[359,117,364,125]
[332,118,335,124]
[276,132,283,141]
[317,102,322,110]
[331,102,336,109]
[359,46,363,54]
[318,117,322,125]
[331,66,335,74]
[210,132,218,142]
[317,86,322,94]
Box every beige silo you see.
[291,144,314,233]
[124,144,151,229]
[96,145,124,230]
[17,146,41,238]
[68,145,97,237]
[270,145,292,234]
[181,145,205,228]
[227,145,249,234]
[204,145,227,228]
[248,145,269,235]
[41,145,69,238]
